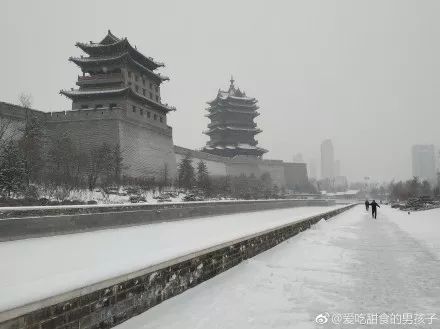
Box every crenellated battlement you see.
[44,107,125,122]
[0,101,46,121]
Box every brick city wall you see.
[284,162,309,189]
[0,102,176,181]
[174,146,228,176]
[118,118,176,179]
[0,204,355,329]
[0,101,308,187]
[44,112,120,158]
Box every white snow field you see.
[0,205,345,313]
[115,205,440,329]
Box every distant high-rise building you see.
[321,139,335,179]
[335,160,341,177]
[292,153,303,162]
[308,159,317,180]
[334,175,348,190]
[412,145,436,183]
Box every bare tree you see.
[112,145,124,186]
[87,143,116,191]
[18,93,33,109]
[0,118,20,149]
[0,141,27,197]
[19,115,45,183]
[162,163,169,187]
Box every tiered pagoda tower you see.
[60,30,174,117]
[203,78,267,158]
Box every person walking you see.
[369,200,380,219]
[365,199,369,211]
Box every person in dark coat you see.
[365,200,369,211]
[369,200,380,219]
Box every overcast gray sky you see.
[2,0,440,182]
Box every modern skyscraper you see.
[308,159,317,180]
[292,153,303,162]
[335,160,341,177]
[412,145,436,183]
[321,139,335,179]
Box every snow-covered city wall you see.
[0,102,309,190]
[174,145,308,189]
[0,204,355,329]
[0,199,335,242]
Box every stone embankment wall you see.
[0,199,335,242]
[0,204,355,329]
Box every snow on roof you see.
[323,190,360,196]
[60,88,175,112]
[207,126,261,132]
[207,108,259,114]
[69,54,126,63]
[237,143,257,149]
[207,78,257,104]
[60,87,128,96]
[208,144,266,151]
[69,53,168,81]
[215,91,255,102]
[76,31,164,68]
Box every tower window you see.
[132,105,136,113]
[155,86,159,92]
[147,111,151,118]
[135,75,139,82]
[156,95,160,102]
[142,88,146,96]
[150,82,153,89]
[127,71,132,79]
[135,85,139,92]
[149,92,153,99]
[154,114,157,120]
[140,109,144,116]
[142,78,146,85]
[160,116,163,123]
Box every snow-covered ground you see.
[0,205,344,312]
[115,206,440,329]
[387,207,440,259]
[34,187,183,205]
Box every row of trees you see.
[0,113,285,201]
[0,110,45,197]
[0,94,304,201]
[388,177,439,201]
[0,110,124,198]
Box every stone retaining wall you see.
[0,204,355,329]
[0,199,335,242]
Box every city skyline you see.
[321,139,335,179]
[412,144,437,184]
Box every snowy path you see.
[0,205,344,312]
[115,206,440,329]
